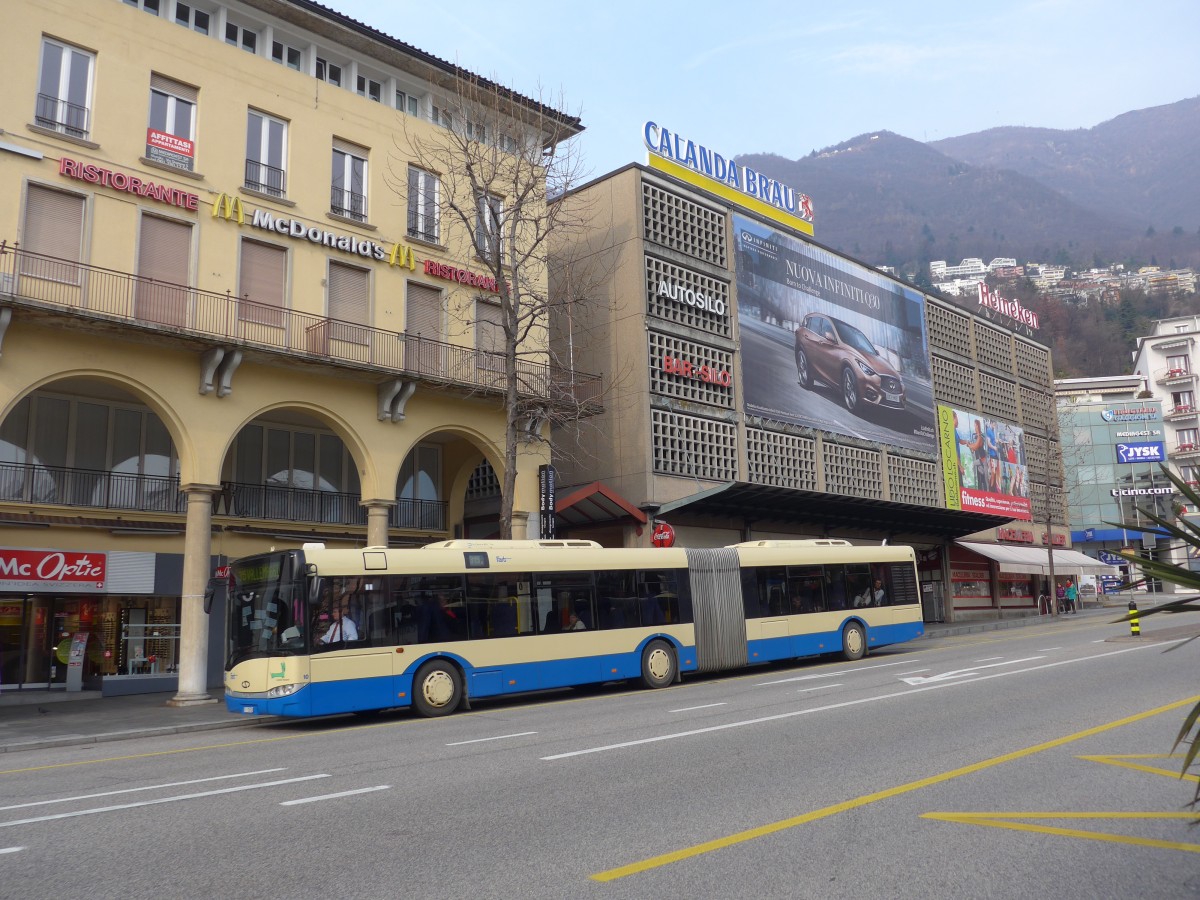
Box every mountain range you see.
[736,96,1200,278]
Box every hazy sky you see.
[333,0,1200,180]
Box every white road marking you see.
[1037,647,1063,652]
[669,703,727,713]
[445,731,537,746]
[975,657,1005,662]
[0,775,329,828]
[756,659,917,685]
[898,669,931,676]
[0,768,288,812]
[540,642,1170,761]
[901,656,1044,685]
[280,786,390,806]
[0,847,23,855]
[798,684,842,693]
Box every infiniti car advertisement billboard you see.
[734,215,935,453]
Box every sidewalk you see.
[0,688,279,755]
[0,599,1160,755]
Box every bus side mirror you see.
[308,576,322,605]
[203,578,218,615]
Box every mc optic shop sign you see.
[0,549,106,592]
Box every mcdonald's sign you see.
[212,193,245,225]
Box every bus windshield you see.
[226,551,307,667]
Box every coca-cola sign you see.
[0,549,106,592]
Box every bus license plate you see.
[242,705,256,715]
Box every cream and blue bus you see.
[222,539,924,718]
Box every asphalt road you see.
[3,613,1199,899]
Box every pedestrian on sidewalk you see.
[1064,580,1078,614]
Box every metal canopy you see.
[556,481,648,528]
[654,482,1010,540]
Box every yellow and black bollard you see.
[1128,600,1140,637]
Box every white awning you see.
[957,542,1114,575]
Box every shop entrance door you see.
[26,596,56,687]
[0,596,26,689]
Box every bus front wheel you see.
[842,622,867,661]
[641,640,676,689]
[412,660,463,717]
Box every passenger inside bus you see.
[542,602,562,633]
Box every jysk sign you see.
[1116,441,1165,464]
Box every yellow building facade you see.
[0,0,590,699]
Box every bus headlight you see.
[266,683,302,699]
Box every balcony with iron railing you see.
[244,159,287,198]
[0,243,602,408]
[407,210,439,244]
[1155,365,1197,384]
[1166,404,1198,422]
[331,187,367,222]
[35,93,90,140]
[1169,442,1200,459]
[0,462,448,531]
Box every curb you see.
[0,715,278,754]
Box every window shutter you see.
[405,281,442,336]
[23,184,84,262]
[405,281,444,376]
[476,300,504,353]
[135,215,192,325]
[150,73,198,103]
[239,238,286,325]
[328,261,368,324]
[137,215,191,285]
[331,136,366,156]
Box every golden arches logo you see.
[212,193,245,225]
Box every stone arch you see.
[209,399,377,496]
[4,368,197,474]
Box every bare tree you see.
[388,73,606,538]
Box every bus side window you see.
[825,567,848,610]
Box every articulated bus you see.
[222,539,924,718]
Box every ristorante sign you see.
[59,157,198,210]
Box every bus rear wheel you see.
[842,622,867,661]
[412,660,463,717]
[641,640,676,689]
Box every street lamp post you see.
[1045,485,1061,616]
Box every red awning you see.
[556,482,647,528]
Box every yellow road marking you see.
[922,811,1200,853]
[590,694,1200,882]
[1079,753,1198,783]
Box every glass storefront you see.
[0,595,180,690]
